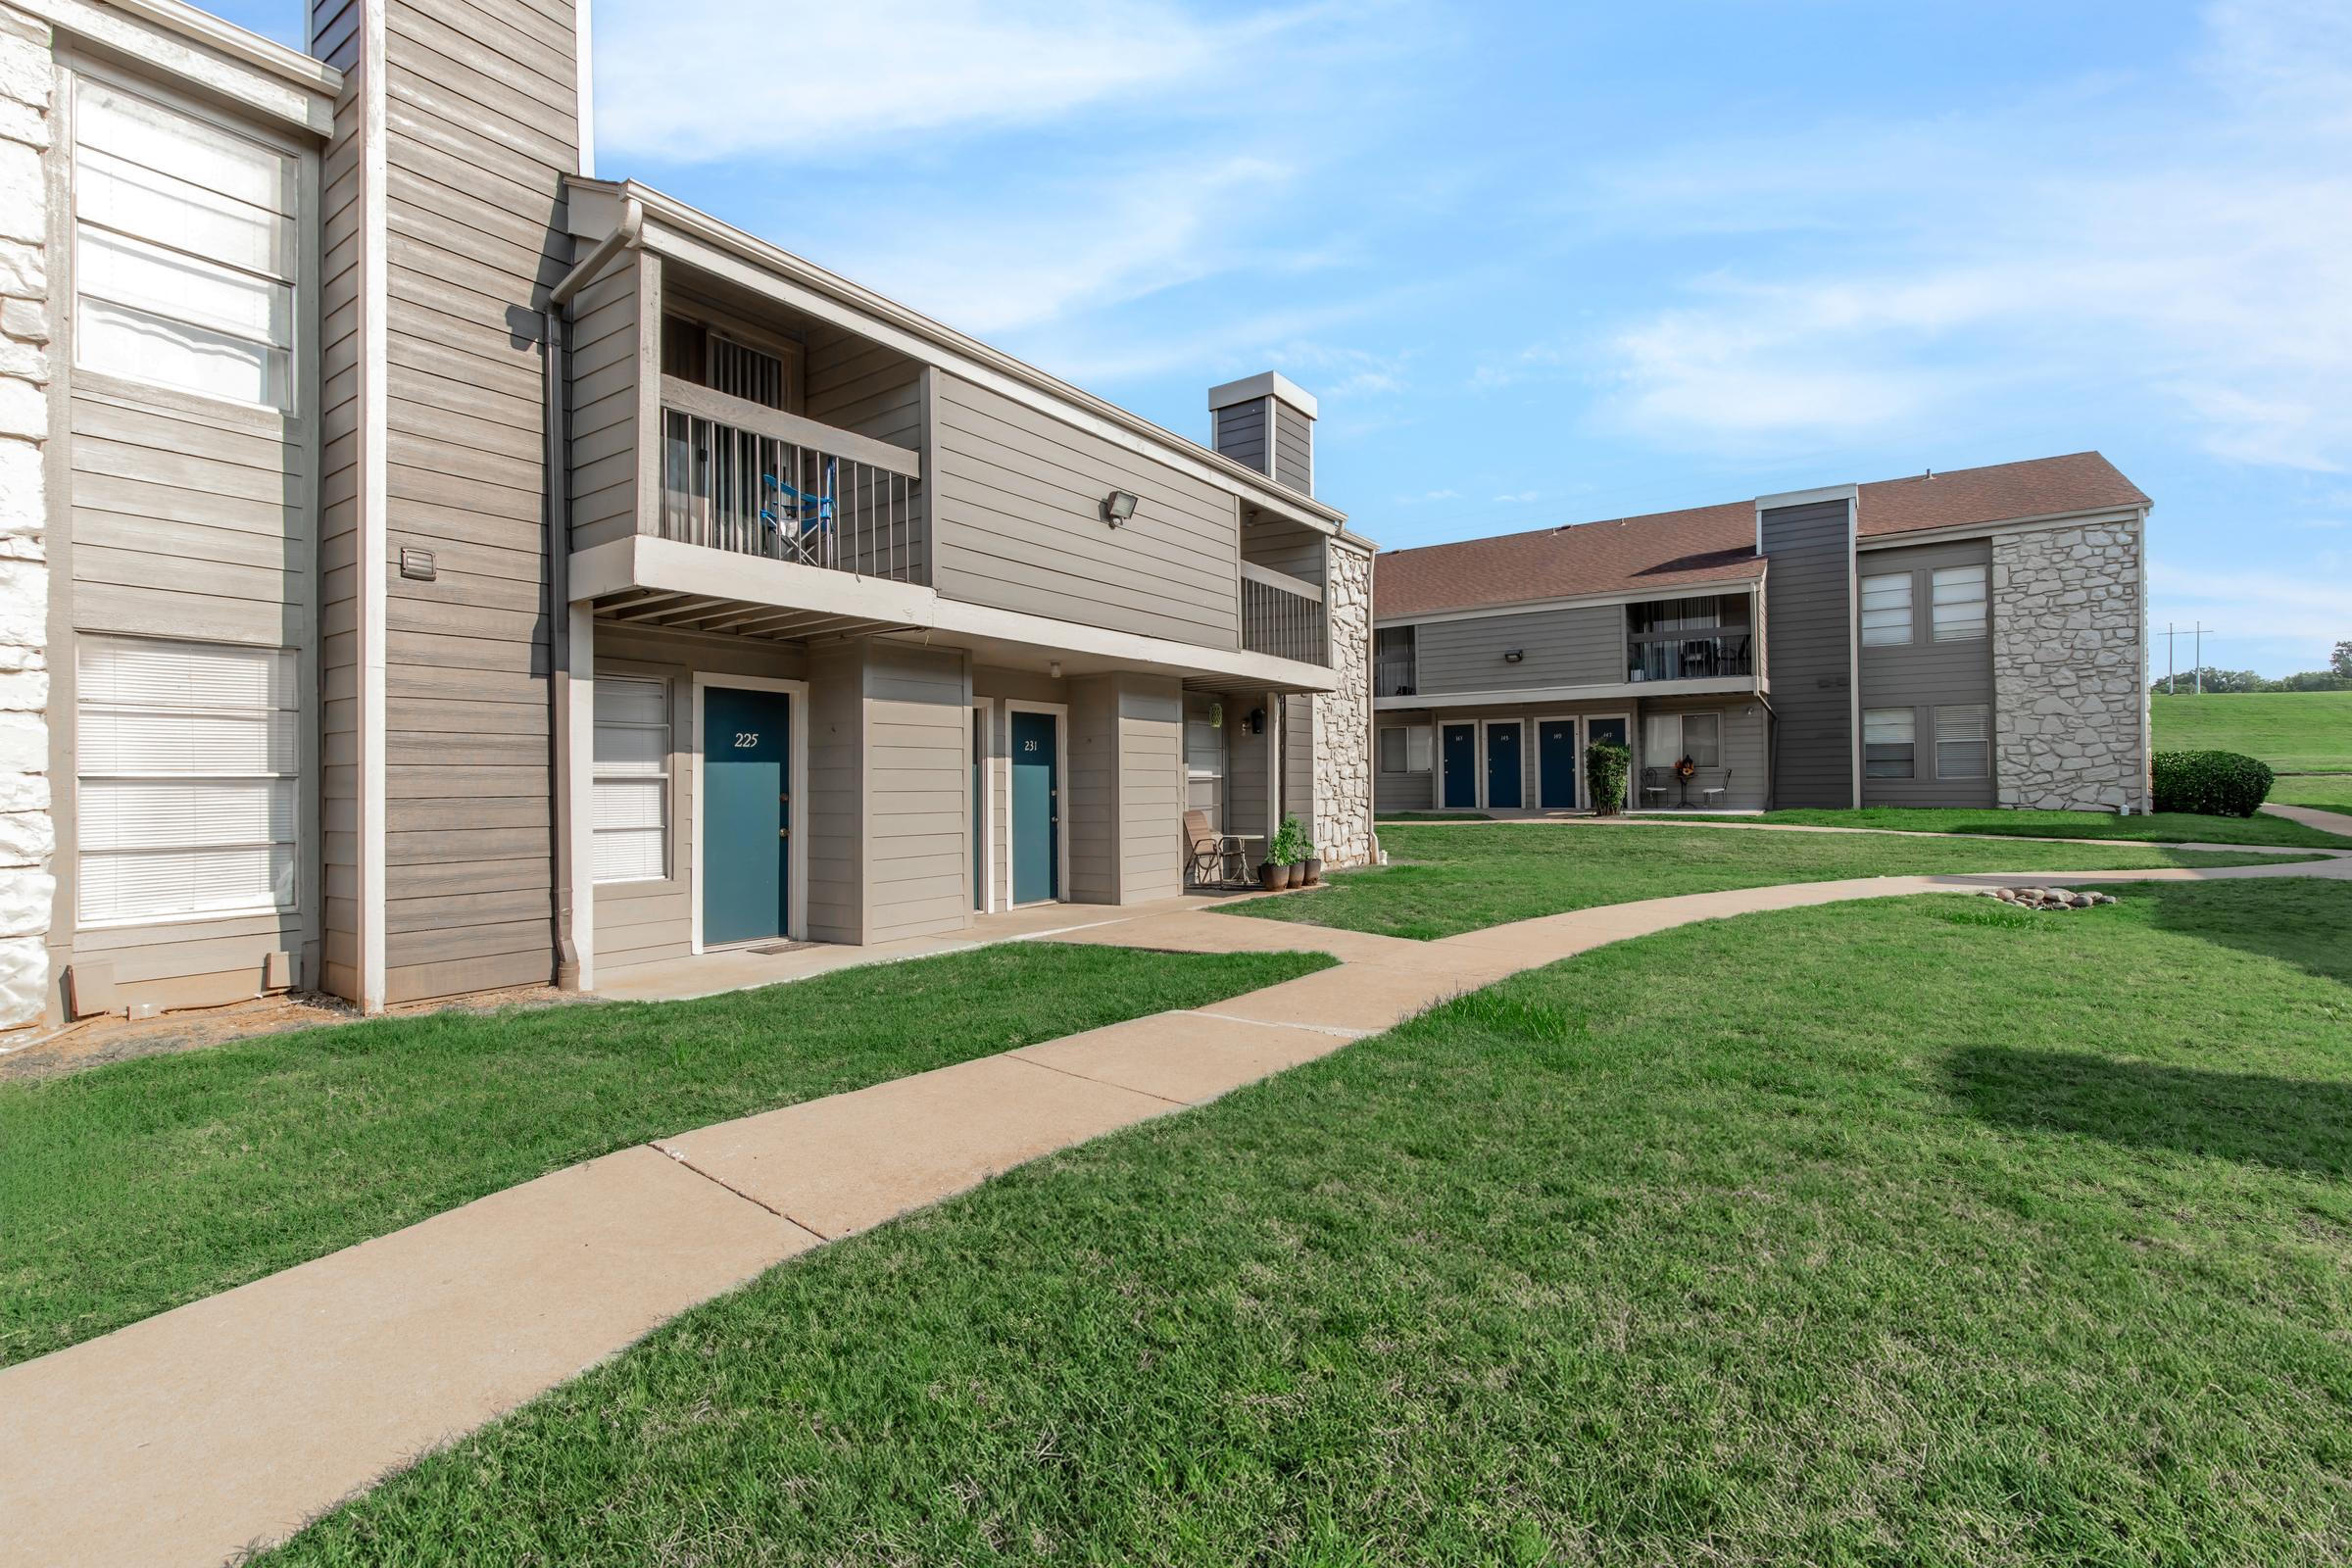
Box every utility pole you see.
[2193,622,2204,694]
[2166,622,2175,695]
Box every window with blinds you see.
[1936,704,1992,779]
[73,79,297,410]
[1860,572,1914,646]
[594,676,670,883]
[1378,725,1432,774]
[1863,708,1916,777]
[1932,564,1988,642]
[76,636,298,926]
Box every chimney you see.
[1208,372,1317,497]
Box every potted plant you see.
[1270,814,1308,888]
[1584,738,1630,816]
[1300,839,1323,885]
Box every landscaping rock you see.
[1976,885,2119,912]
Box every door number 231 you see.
[733,732,760,749]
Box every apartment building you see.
[1372,454,2152,819]
[0,0,1374,1028]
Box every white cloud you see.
[2148,558,2352,647]
[593,0,1323,163]
[1581,0,2352,472]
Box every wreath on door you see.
[1675,756,1697,781]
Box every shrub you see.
[1585,739,1631,815]
[1270,814,1308,865]
[2151,749,2275,817]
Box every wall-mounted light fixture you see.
[1209,702,1224,728]
[1502,648,1525,663]
[1102,490,1140,528]
[1248,706,1266,735]
[1049,661,1063,679]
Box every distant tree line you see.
[2151,640,2352,693]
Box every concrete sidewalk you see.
[6,851,2349,1567]
[2262,800,2352,839]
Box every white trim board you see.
[1003,698,1071,908]
[689,673,810,956]
[1374,576,1762,631]
[971,698,995,916]
[1377,675,1759,711]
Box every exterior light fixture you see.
[1049,661,1063,679]
[1502,648,1525,663]
[1248,706,1266,735]
[1102,490,1140,527]
[1209,702,1224,728]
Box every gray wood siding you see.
[805,644,863,943]
[377,0,577,1004]
[930,373,1241,650]
[315,0,364,1000]
[804,325,927,583]
[565,246,641,553]
[1636,695,1769,810]
[1760,499,1854,808]
[1241,517,1325,585]
[1271,401,1311,495]
[1858,538,1996,808]
[1117,677,1184,903]
[1375,715,1435,812]
[1066,676,1119,904]
[863,642,969,942]
[1414,605,1624,695]
[1213,398,1266,474]
[1227,695,1271,844]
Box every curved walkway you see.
[2263,799,2352,838]
[9,852,2351,1567]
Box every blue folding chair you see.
[760,458,837,565]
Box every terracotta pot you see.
[1302,858,1323,885]
[1258,860,1285,893]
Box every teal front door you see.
[1011,710,1058,904]
[703,686,791,946]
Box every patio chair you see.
[1184,808,1246,888]
[1700,767,1733,808]
[1639,766,1672,808]
[760,458,837,566]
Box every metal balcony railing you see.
[1240,562,1327,664]
[1630,634,1754,682]
[657,376,924,584]
[1374,649,1415,697]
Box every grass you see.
[2153,690,2352,772]
[1376,810,1492,822]
[1225,821,2302,940]
[0,943,1332,1367]
[2273,774,2352,818]
[267,879,2352,1565]
[1642,805,2352,849]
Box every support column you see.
[556,604,594,990]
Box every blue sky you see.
[220,0,2349,676]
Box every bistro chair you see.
[1700,767,1733,808]
[1639,766,1672,808]
[1184,809,1246,888]
[760,457,837,566]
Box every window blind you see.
[1936,704,1992,779]
[1932,565,1988,642]
[594,676,669,883]
[1860,573,1914,646]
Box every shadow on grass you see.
[2126,878,2352,989]
[1952,1046,2352,1177]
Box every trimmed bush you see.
[2151,749,2275,817]
[1586,739,1631,815]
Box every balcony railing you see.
[1630,633,1753,683]
[1375,649,1415,697]
[1240,562,1326,664]
[658,375,924,584]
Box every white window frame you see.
[74,634,300,930]
[1863,707,1916,779]
[1642,710,1722,770]
[1860,572,1915,646]
[1935,703,1992,779]
[1931,564,1988,643]
[592,674,671,886]
[1378,723,1432,775]
[69,74,300,413]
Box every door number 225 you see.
[733,732,760,749]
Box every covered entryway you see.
[1010,709,1061,905]
[700,685,793,946]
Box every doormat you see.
[747,941,819,956]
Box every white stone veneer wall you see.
[0,4,46,1028]
[1312,538,1373,867]
[1990,516,2151,813]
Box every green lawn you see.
[1226,821,2300,940]
[1645,805,2352,848]
[268,879,2352,1565]
[2273,774,2352,818]
[1375,810,1492,822]
[0,943,1331,1368]
[2153,690,2352,772]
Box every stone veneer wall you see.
[1989,517,2151,812]
[1312,538,1373,866]
[0,3,47,1028]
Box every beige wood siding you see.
[1281,693,1314,842]
[565,245,641,552]
[1183,691,1225,831]
[863,642,969,942]
[803,643,862,943]
[930,372,1241,649]
[1241,517,1325,585]
[1066,676,1118,904]
[804,325,926,582]
[1117,677,1183,903]
[1414,604,1624,695]
[314,0,363,1000]
[973,666,1066,909]
[374,0,576,1004]
[1226,694,1271,845]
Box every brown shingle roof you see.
[1374,452,2145,619]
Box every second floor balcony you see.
[1629,632,1753,683]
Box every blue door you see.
[1487,721,1524,809]
[1538,719,1578,809]
[1442,723,1477,808]
[702,686,790,946]
[1011,710,1058,904]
